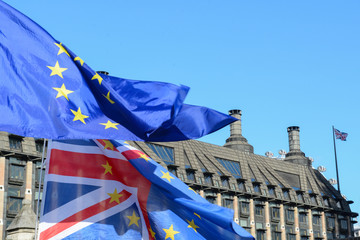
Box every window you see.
[324,198,329,207]
[146,143,174,165]
[216,158,242,179]
[297,193,304,202]
[313,230,321,238]
[340,219,348,230]
[222,199,233,209]
[283,190,290,200]
[255,205,264,216]
[313,215,320,225]
[186,170,195,182]
[221,177,229,188]
[206,196,216,204]
[311,195,317,205]
[9,136,22,151]
[7,197,22,216]
[204,174,213,186]
[253,184,260,193]
[238,182,245,191]
[272,224,281,240]
[7,187,23,216]
[35,139,45,153]
[299,213,308,224]
[268,187,275,197]
[168,167,177,177]
[256,231,265,240]
[286,209,295,223]
[288,234,296,240]
[271,207,280,220]
[327,232,334,240]
[240,202,250,216]
[327,217,335,229]
[9,164,25,181]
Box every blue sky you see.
[4,0,360,223]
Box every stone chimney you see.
[284,126,311,166]
[224,109,253,153]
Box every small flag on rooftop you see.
[334,128,348,141]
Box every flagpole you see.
[34,139,47,240]
[332,126,341,194]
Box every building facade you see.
[0,109,358,239]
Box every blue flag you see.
[0,1,236,141]
[39,139,254,240]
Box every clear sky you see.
[4,0,360,223]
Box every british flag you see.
[39,139,254,240]
[334,128,348,141]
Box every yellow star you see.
[47,61,67,78]
[194,213,201,219]
[163,224,180,240]
[70,107,89,124]
[186,219,199,233]
[100,120,119,130]
[74,56,84,66]
[161,170,174,183]
[53,84,74,101]
[107,188,123,204]
[101,161,113,175]
[54,42,70,56]
[103,91,115,104]
[139,153,151,161]
[103,140,114,150]
[149,227,156,238]
[91,72,103,85]
[127,211,140,227]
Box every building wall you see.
[0,132,357,240]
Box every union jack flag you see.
[334,128,348,141]
[39,139,254,240]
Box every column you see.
[334,214,339,238]
[280,204,286,240]
[233,196,239,222]
[199,190,205,198]
[0,157,5,240]
[308,209,313,240]
[25,161,33,200]
[265,201,271,240]
[321,212,327,240]
[216,193,221,206]
[249,199,255,237]
[294,207,300,240]
[347,216,351,237]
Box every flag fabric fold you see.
[39,139,254,240]
[0,1,236,141]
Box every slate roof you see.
[130,139,356,216]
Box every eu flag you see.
[39,139,254,240]
[0,1,236,141]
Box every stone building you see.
[0,109,358,239]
